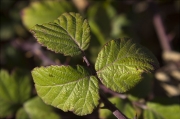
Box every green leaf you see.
[0,69,31,118]
[143,98,180,119]
[99,97,135,119]
[16,97,60,119]
[95,38,159,93]
[31,65,99,115]
[16,108,29,119]
[87,1,116,45]
[111,14,131,38]
[30,12,91,56]
[22,1,74,29]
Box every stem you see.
[100,84,127,99]
[100,93,128,119]
[148,0,171,51]
[81,52,128,119]
[153,14,171,51]
[83,55,90,66]
[11,39,58,66]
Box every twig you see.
[83,55,90,66]
[153,14,171,51]
[81,52,129,119]
[100,84,127,99]
[11,39,58,66]
[148,0,171,51]
[100,93,128,119]
[132,101,147,110]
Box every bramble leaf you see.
[16,108,29,119]
[16,97,60,119]
[143,98,180,119]
[22,1,74,29]
[95,38,159,93]
[0,69,31,118]
[31,65,99,115]
[30,12,90,56]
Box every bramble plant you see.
[1,1,180,119]
[30,12,159,119]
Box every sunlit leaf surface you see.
[32,65,99,115]
[30,12,90,56]
[95,38,159,93]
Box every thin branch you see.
[100,93,128,119]
[132,101,147,110]
[153,14,171,51]
[82,56,90,66]
[11,39,59,66]
[100,84,127,99]
[148,0,171,51]
[81,52,129,119]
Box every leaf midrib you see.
[36,75,91,87]
[33,17,84,52]
[34,24,80,48]
[56,13,84,51]
[97,54,151,73]
[60,14,83,51]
